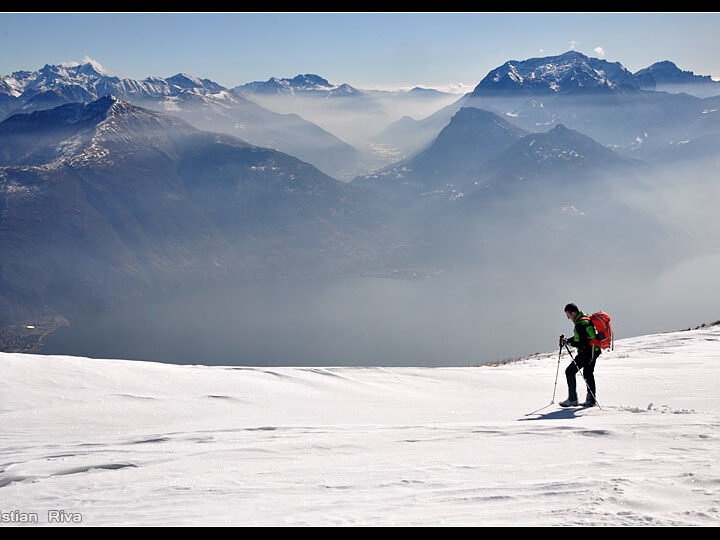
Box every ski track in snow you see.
[0,327,719,526]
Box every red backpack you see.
[580,311,614,350]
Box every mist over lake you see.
[41,258,720,367]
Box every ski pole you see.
[552,335,563,403]
[563,341,602,410]
[524,337,564,416]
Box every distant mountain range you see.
[0,63,225,111]
[234,73,453,101]
[357,106,680,271]
[373,51,720,163]
[355,106,644,200]
[235,74,363,97]
[355,108,528,196]
[472,51,720,97]
[1,51,718,349]
[0,63,464,179]
[0,96,395,330]
[0,63,365,180]
[635,60,720,89]
[472,51,641,95]
[234,73,458,151]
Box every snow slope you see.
[1,325,719,526]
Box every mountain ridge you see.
[354,107,528,196]
[0,97,395,331]
[374,51,720,163]
[472,50,641,96]
[635,60,717,87]
[0,62,365,180]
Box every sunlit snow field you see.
[1,326,719,526]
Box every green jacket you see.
[568,311,601,356]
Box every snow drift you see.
[1,324,719,526]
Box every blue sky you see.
[2,12,720,92]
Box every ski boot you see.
[559,397,579,407]
[580,397,597,407]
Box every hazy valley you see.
[2,50,719,365]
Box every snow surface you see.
[1,325,719,526]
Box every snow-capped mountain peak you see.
[0,96,194,168]
[166,73,206,88]
[164,73,225,94]
[473,50,640,95]
[0,62,229,104]
[234,74,361,97]
[289,73,333,89]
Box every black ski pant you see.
[565,348,597,401]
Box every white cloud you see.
[413,82,474,95]
[60,56,109,75]
[81,56,108,74]
[569,40,578,51]
[593,47,606,59]
[443,82,473,94]
[369,82,471,94]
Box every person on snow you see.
[560,303,601,407]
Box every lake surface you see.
[42,272,553,367]
[42,263,716,367]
